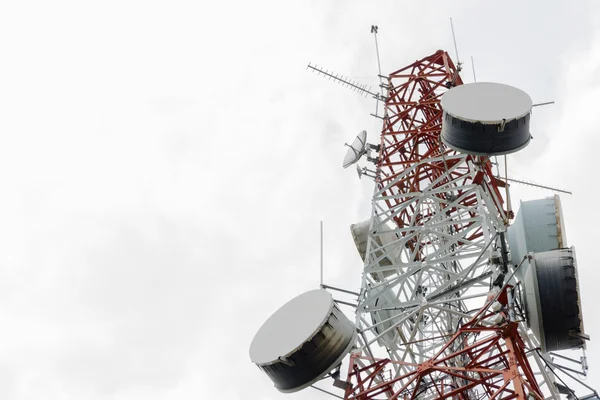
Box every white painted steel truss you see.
[352,154,562,398]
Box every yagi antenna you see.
[500,176,572,195]
[307,63,382,100]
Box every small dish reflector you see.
[343,130,367,168]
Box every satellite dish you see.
[343,130,368,168]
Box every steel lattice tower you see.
[344,50,559,399]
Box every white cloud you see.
[0,1,597,399]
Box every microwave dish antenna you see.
[343,130,367,168]
[249,289,356,393]
[343,130,380,169]
[441,82,533,155]
[252,27,596,399]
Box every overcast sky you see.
[0,1,599,399]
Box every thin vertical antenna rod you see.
[504,155,511,217]
[450,18,461,67]
[371,25,384,117]
[504,155,509,203]
[320,221,324,287]
[372,25,383,78]
[471,55,477,82]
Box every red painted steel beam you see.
[345,290,543,399]
[375,50,504,244]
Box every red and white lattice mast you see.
[342,50,581,399]
[250,34,594,400]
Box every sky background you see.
[0,0,599,399]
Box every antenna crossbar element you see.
[532,101,555,107]
[307,63,379,99]
[502,176,572,194]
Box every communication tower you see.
[250,31,596,400]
